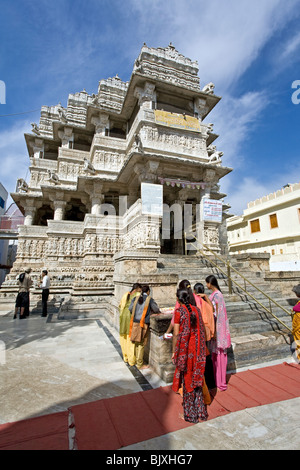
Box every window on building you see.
[250,219,260,233]
[270,213,278,229]
[271,249,275,255]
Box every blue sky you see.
[0,0,300,214]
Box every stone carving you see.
[58,127,73,147]
[202,82,215,95]
[130,134,144,154]
[98,76,128,113]
[203,225,219,247]
[93,150,124,171]
[83,157,96,174]
[58,161,83,181]
[31,123,40,135]
[134,82,156,108]
[16,178,29,193]
[207,145,223,165]
[134,43,200,91]
[58,107,68,123]
[91,93,98,105]
[47,170,60,184]
[91,113,109,134]
[141,125,206,156]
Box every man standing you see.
[13,267,33,319]
[40,270,50,317]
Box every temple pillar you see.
[53,200,67,221]
[91,196,104,215]
[134,82,156,110]
[32,138,44,159]
[91,113,109,136]
[24,206,36,226]
[58,127,74,148]
[85,181,104,215]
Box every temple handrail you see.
[186,234,293,335]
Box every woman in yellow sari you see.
[119,283,142,364]
[292,284,300,363]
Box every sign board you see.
[154,110,201,132]
[141,183,163,216]
[202,198,222,223]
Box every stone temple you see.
[1,43,232,317]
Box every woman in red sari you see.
[292,284,300,362]
[172,288,208,423]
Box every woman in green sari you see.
[119,283,142,364]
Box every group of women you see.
[118,275,231,424]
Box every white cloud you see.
[280,31,300,60]
[128,0,299,92]
[208,90,270,169]
[223,161,300,216]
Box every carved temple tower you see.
[1,43,232,308]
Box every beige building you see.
[227,182,300,271]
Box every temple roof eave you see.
[85,71,221,125]
[116,151,233,186]
[10,191,41,214]
[24,133,60,157]
[52,121,95,140]
[123,72,221,120]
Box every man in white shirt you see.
[40,270,50,317]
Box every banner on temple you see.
[141,183,163,216]
[202,198,222,223]
[154,110,201,132]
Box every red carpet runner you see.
[0,362,299,450]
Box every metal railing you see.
[185,233,293,335]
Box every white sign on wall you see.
[202,198,222,223]
[141,183,163,216]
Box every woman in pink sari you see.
[206,275,231,391]
[292,284,300,362]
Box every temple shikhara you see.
[1,43,232,312]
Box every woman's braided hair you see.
[177,288,197,327]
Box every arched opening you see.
[34,204,54,226]
[64,199,88,222]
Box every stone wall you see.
[264,271,300,301]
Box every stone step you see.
[156,331,291,382]
[154,254,293,378]
[225,298,293,314]
[228,331,291,371]
[229,318,292,336]
[226,309,292,326]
